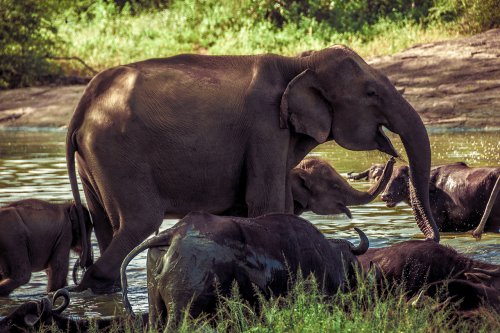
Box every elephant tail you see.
[121,230,175,315]
[66,93,92,272]
[472,174,500,239]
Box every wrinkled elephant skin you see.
[348,163,386,182]
[121,212,368,329]
[67,45,439,293]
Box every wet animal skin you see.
[121,212,368,329]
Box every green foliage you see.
[54,0,460,72]
[171,272,499,333]
[2,0,498,88]
[0,0,62,89]
[457,0,500,32]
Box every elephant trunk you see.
[345,158,395,206]
[388,100,439,242]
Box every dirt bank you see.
[0,29,499,130]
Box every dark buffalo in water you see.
[380,162,500,236]
[358,240,500,312]
[0,289,146,333]
[121,212,368,329]
[347,163,386,182]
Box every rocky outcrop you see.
[370,28,500,129]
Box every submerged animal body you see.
[121,212,368,329]
[358,240,500,312]
[381,162,500,233]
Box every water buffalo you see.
[358,241,500,312]
[0,289,146,333]
[120,212,368,330]
[380,162,500,236]
[347,163,386,182]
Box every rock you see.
[369,28,500,130]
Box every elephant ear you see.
[290,168,312,208]
[280,69,332,143]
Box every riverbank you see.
[0,29,499,130]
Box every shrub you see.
[0,0,63,89]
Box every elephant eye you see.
[367,90,377,97]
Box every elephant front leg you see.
[0,256,31,296]
[245,154,290,217]
[46,248,70,292]
[0,276,29,296]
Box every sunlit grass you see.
[34,272,499,332]
[55,1,462,75]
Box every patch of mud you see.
[0,29,499,129]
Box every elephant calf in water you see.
[0,199,93,296]
[227,157,395,217]
[357,241,500,313]
[380,162,500,236]
[121,212,368,330]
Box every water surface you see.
[0,129,498,317]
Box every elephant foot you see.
[67,280,121,294]
[69,267,122,295]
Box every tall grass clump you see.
[30,272,499,332]
[171,272,498,333]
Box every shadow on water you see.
[0,129,498,317]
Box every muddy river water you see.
[0,129,498,317]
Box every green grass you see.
[54,0,461,75]
[36,272,498,333]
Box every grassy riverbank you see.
[38,275,498,333]
[3,0,499,88]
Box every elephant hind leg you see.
[77,188,166,294]
[80,170,113,254]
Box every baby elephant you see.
[380,162,500,235]
[226,157,394,218]
[0,199,93,296]
[357,241,500,312]
[121,212,368,330]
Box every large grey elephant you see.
[120,212,369,330]
[67,45,439,293]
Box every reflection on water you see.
[0,129,498,317]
